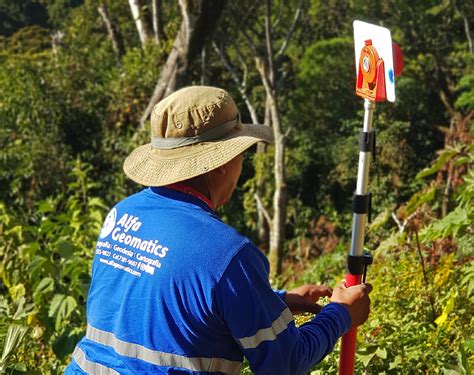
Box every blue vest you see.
[66,188,350,374]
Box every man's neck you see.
[182,175,211,201]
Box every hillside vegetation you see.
[0,0,472,373]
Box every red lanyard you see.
[165,183,214,211]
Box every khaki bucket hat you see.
[124,86,274,186]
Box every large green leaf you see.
[33,277,54,305]
[405,185,436,214]
[48,294,65,318]
[58,242,75,259]
[416,148,458,180]
[48,295,77,331]
[420,206,472,241]
[374,232,406,257]
[28,255,55,281]
[0,324,28,371]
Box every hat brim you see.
[123,123,273,186]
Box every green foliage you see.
[454,53,474,110]
[372,151,473,373]
[297,37,356,124]
[418,143,474,242]
[421,205,472,241]
[416,147,460,179]
[290,137,474,374]
[306,0,351,40]
[0,25,51,54]
[0,324,29,373]
[40,0,83,29]
[455,73,474,110]
[297,161,474,373]
[0,0,472,372]
[405,184,436,214]
[0,54,71,207]
[349,249,473,373]
[297,243,346,287]
[0,0,49,36]
[0,160,104,371]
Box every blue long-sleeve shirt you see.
[66,187,351,374]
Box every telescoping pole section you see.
[339,99,375,375]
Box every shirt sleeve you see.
[213,243,351,375]
[273,289,287,301]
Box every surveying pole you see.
[339,21,403,375]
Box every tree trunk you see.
[98,4,125,66]
[453,1,473,55]
[138,0,226,132]
[267,93,287,279]
[258,0,288,280]
[152,0,166,44]
[201,46,206,85]
[212,40,270,249]
[213,0,298,272]
[129,0,154,47]
[257,200,270,250]
[256,96,271,250]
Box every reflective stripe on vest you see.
[86,324,242,374]
[72,346,119,374]
[237,308,294,349]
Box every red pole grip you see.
[338,273,362,375]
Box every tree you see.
[151,0,166,44]
[98,3,125,65]
[128,0,154,47]
[214,0,303,278]
[0,0,49,36]
[138,0,226,132]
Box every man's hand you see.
[330,281,372,327]
[285,284,333,314]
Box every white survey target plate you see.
[353,20,396,102]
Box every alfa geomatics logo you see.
[100,208,117,239]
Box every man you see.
[66,86,371,374]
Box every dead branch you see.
[413,225,437,322]
[98,4,125,66]
[254,193,272,227]
[276,0,303,59]
[391,211,417,233]
[264,0,275,87]
[453,1,473,54]
[212,41,260,124]
[201,46,206,85]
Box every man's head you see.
[123,86,273,194]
